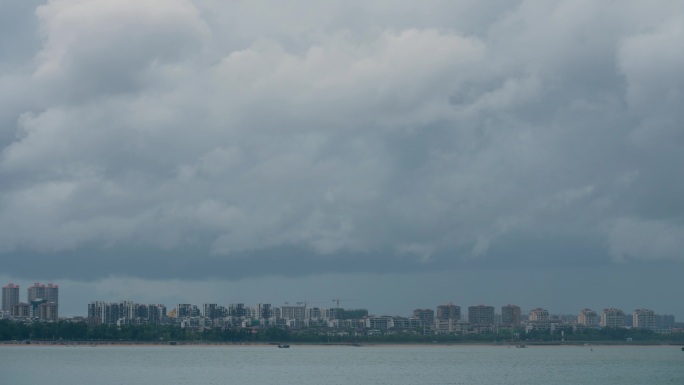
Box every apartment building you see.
[578,308,599,327]
[501,304,521,327]
[2,283,19,312]
[468,305,495,325]
[633,308,656,329]
[601,308,625,327]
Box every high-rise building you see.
[655,314,675,329]
[229,303,247,318]
[88,301,166,325]
[601,308,625,327]
[578,308,599,327]
[437,303,461,321]
[27,283,59,305]
[203,303,219,319]
[255,304,273,320]
[176,304,200,318]
[88,301,121,324]
[144,304,167,324]
[281,305,306,320]
[38,302,58,321]
[2,283,20,312]
[528,308,550,322]
[306,307,324,320]
[468,305,495,325]
[501,304,521,327]
[633,308,656,329]
[413,308,435,328]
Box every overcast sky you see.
[1,0,683,319]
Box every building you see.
[365,316,394,330]
[2,283,20,312]
[633,308,656,330]
[229,303,248,318]
[203,304,219,319]
[601,308,625,328]
[135,304,167,324]
[468,305,495,325]
[38,302,58,321]
[501,304,521,327]
[306,307,324,320]
[281,305,306,321]
[88,301,120,324]
[413,309,435,329]
[176,304,200,318]
[437,303,461,321]
[88,301,167,325]
[11,302,30,318]
[578,308,599,327]
[528,308,550,322]
[656,314,675,329]
[27,283,59,305]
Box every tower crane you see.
[332,297,355,309]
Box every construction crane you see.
[294,300,325,307]
[332,297,355,309]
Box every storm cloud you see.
[1,0,683,316]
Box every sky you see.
[1,0,683,319]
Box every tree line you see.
[1,319,682,344]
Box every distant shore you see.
[2,340,682,348]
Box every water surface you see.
[1,345,682,384]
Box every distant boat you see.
[278,344,290,348]
[516,344,526,348]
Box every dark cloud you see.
[1,0,683,317]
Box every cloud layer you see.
[1,0,684,281]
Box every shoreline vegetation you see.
[1,340,683,347]
[1,320,683,347]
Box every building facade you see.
[413,308,435,329]
[501,304,521,327]
[468,305,495,325]
[2,283,20,312]
[11,302,31,318]
[528,308,550,322]
[601,308,625,327]
[27,283,59,305]
[436,303,461,321]
[281,305,306,321]
[578,308,599,327]
[38,302,59,321]
[632,308,656,329]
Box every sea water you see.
[1,345,682,385]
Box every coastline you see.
[1,340,681,348]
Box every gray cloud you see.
[1,0,683,294]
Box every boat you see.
[515,344,526,348]
[278,344,290,348]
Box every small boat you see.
[516,344,526,348]
[278,344,290,348]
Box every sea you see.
[1,344,682,384]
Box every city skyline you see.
[80,298,676,332]
[1,279,680,322]
[1,1,683,321]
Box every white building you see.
[633,308,656,329]
[578,308,599,327]
[529,308,550,322]
[281,305,306,321]
[364,316,394,330]
[601,308,625,327]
